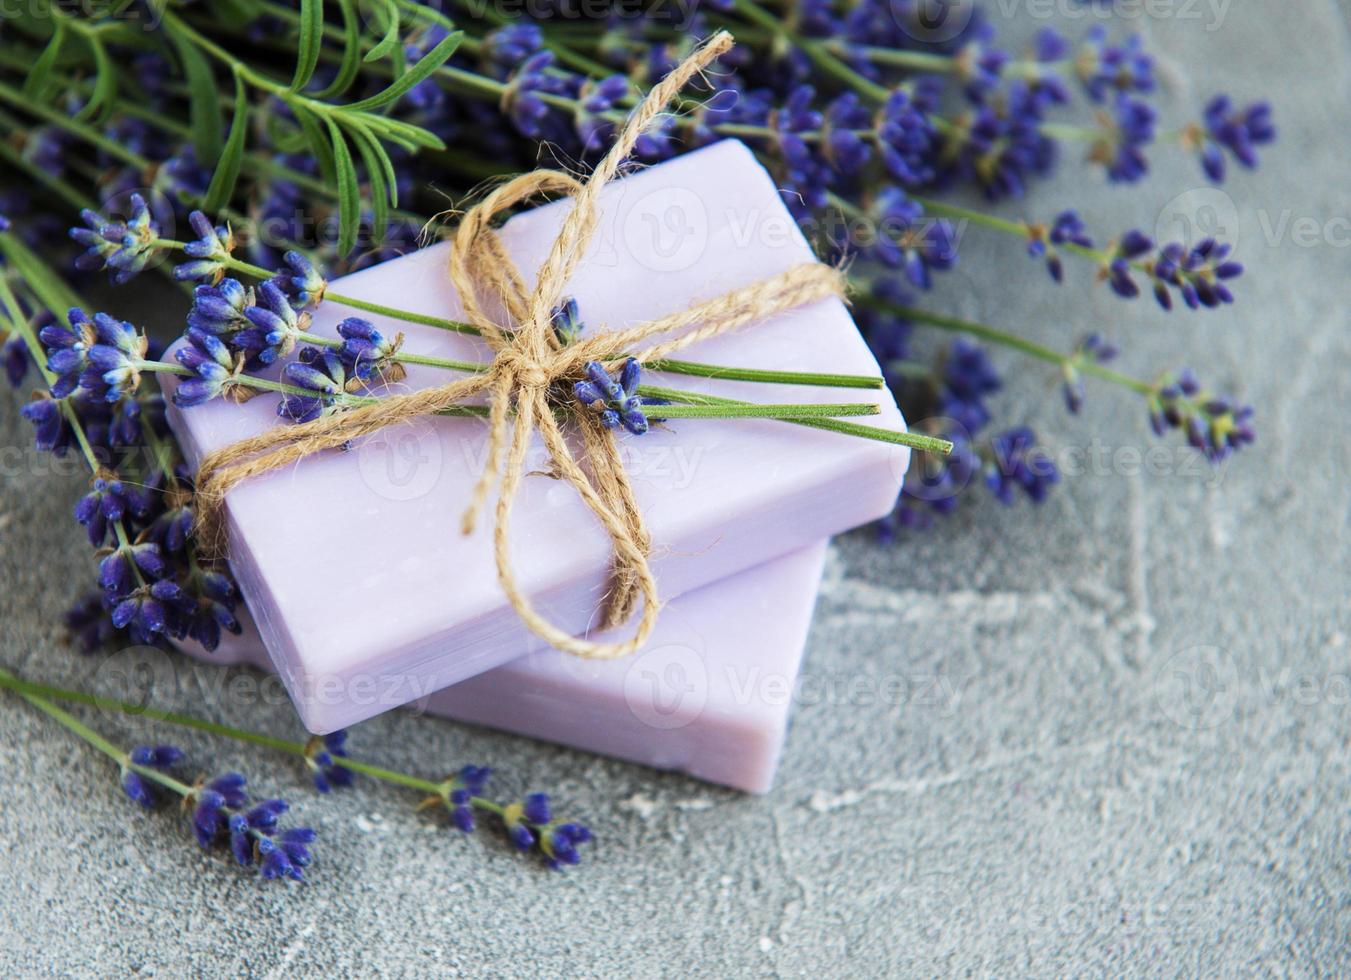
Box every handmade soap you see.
[161,138,907,733]
[174,544,828,794]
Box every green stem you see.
[651,401,879,421]
[0,669,458,800]
[875,300,1155,396]
[0,667,130,765]
[156,244,891,391]
[647,358,882,390]
[908,194,1124,269]
[642,383,952,453]
[295,331,484,374]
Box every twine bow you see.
[193,31,847,660]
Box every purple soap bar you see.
[175,544,827,794]
[161,139,906,733]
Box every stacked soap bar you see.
[175,544,828,794]
[160,139,907,734]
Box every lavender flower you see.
[1150,368,1255,461]
[39,311,94,399]
[273,250,328,308]
[576,75,631,151]
[181,569,242,651]
[866,190,958,289]
[1075,27,1155,103]
[574,359,647,435]
[1151,238,1243,311]
[98,542,168,598]
[187,278,254,338]
[1091,95,1156,183]
[121,745,184,808]
[279,346,347,423]
[1101,229,1155,299]
[877,90,936,186]
[20,393,70,454]
[1193,96,1275,182]
[551,298,586,345]
[503,792,593,869]
[1061,333,1119,413]
[443,764,491,833]
[83,312,149,402]
[172,328,237,408]
[69,194,161,284]
[75,472,151,547]
[237,280,310,365]
[190,773,314,881]
[953,24,1010,102]
[985,427,1059,505]
[174,211,235,284]
[336,317,403,383]
[884,432,982,536]
[939,339,1001,434]
[1028,210,1093,282]
[2,331,29,388]
[304,731,354,794]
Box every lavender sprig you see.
[0,669,594,871]
[0,667,315,882]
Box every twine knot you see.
[191,31,848,660]
[494,342,554,391]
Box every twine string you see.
[193,31,847,659]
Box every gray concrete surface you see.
[2,1,1349,975]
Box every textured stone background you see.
[2,1,1349,974]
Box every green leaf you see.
[349,123,392,241]
[327,118,360,255]
[203,73,250,214]
[363,0,401,64]
[73,34,117,123]
[360,114,445,151]
[316,0,362,99]
[170,31,223,161]
[293,105,335,183]
[290,0,325,93]
[342,30,461,111]
[21,20,64,102]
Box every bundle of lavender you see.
[0,1,1271,879]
